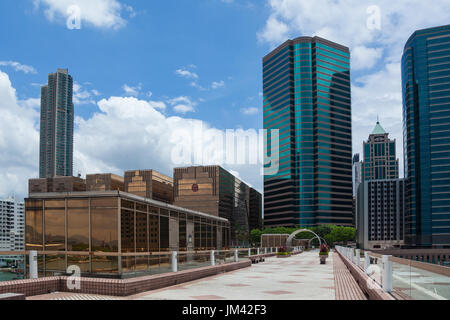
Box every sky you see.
[0,0,450,200]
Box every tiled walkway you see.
[131,251,336,300]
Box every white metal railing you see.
[335,246,393,293]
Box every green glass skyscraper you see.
[263,37,353,228]
[39,69,74,178]
[402,25,450,247]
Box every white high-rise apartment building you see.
[0,198,25,264]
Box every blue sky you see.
[1,0,267,129]
[1,0,450,200]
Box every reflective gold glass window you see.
[160,216,169,251]
[91,256,118,274]
[67,208,89,251]
[91,208,118,252]
[45,255,66,272]
[149,206,158,215]
[121,209,135,253]
[121,199,134,210]
[148,214,159,252]
[26,209,43,251]
[136,203,147,213]
[194,221,201,248]
[121,256,135,273]
[201,223,207,249]
[68,255,90,273]
[179,219,187,251]
[136,212,148,252]
[44,209,66,251]
[136,256,148,272]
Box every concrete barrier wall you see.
[0,260,251,298]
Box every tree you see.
[250,229,263,246]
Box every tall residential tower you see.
[39,69,74,178]
[263,36,353,228]
[402,25,450,247]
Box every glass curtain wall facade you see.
[402,25,450,247]
[263,36,353,228]
[25,192,230,277]
[39,69,74,178]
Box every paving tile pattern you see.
[135,251,337,300]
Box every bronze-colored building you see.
[173,166,262,245]
[86,173,124,192]
[124,170,173,204]
[29,176,86,194]
[25,191,230,278]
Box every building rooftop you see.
[371,121,387,135]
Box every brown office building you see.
[173,166,262,245]
[124,170,173,204]
[29,176,86,194]
[86,173,124,192]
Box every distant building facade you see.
[357,179,406,250]
[173,166,262,245]
[86,173,124,192]
[124,170,173,204]
[0,198,25,265]
[362,121,399,181]
[249,188,263,231]
[39,69,74,178]
[402,25,450,247]
[263,36,353,228]
[29,176,86,194]
[352,154,362,197]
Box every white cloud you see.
[168,96,197,114]
[257,16,289,45]
[34,0,131,30]
[0,69,39,198]
[352,46,383,70]
[73,82,98,105]
[122,83,142,97]
[18,98,41,109]
[211,80,225,89]
[0,61,37,74]
[241,107,259,115]
[175,68,199,80]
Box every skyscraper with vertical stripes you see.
[39,69,74,178]
[402,25,450,247]
[263,37,353,228]
[362,121,399,181]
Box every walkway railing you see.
[1,247,297,280]
[335,246,450,300]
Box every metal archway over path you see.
[286,229,322,250]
